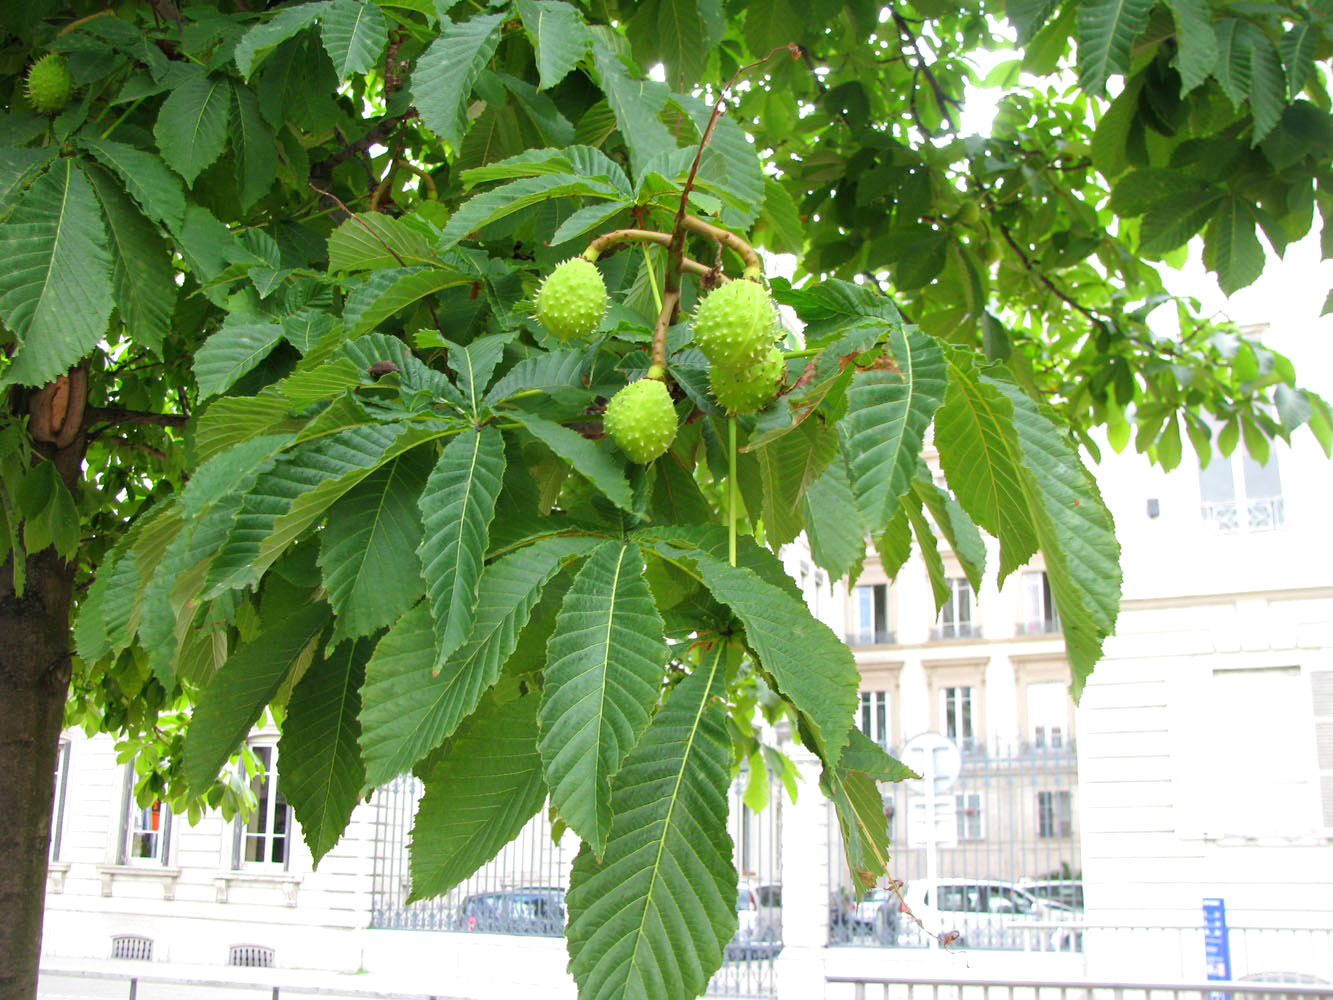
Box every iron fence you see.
[829,742,1080,949]
[825,976,1333,1000]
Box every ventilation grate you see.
[229,944,275,968]
[111,935,153,961]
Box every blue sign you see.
[1204,897,1231,1000]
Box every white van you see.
[898,878,1076,951]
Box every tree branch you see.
[890,11,963,135]
[83,406,187,429]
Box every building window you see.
[932,578,977,640]
[120,765,171,866]
[859,691,890,748]
[1027,681,1068,750]
[1199,449,1283,532]
[955,792,984,840]
[235,745,291,868]
[1020,571,1060,635]
[850,583,892,645]
[50,739,70,862]
[942,686,975,749]
[1037,790,1073,838]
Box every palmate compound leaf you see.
[566,643,737,1000]
[408,692,547,902]
[277,635,372,865]
[539,541,668,856]
[417,426,506,672]
[358,536,599,787]
[182,601,331,792]
[645,531,859,771]
[0,159,113,389]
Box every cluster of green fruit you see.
[533,257,785,464]
[25,53,73,114]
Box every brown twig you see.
[890,11,963,135]
[649,289,682,375]
[681,214,762,278]
[100,436,169,462]
[83,406,187,429]
[582,228,727,282]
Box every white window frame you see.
[941,686,975,749]
[955,791,984,841]
[1020,571,1060,635]
[119,763,171,866]
[50,739,70,862]
[934,577,976,640]
[234,744,292,870]
[1199,449,1284,533]
[859,691,890,749]
[1037,789,1073,838]
[850,582,892,646]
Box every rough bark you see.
[0,378,85,1000]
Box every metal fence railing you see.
[825,976,1333,1000]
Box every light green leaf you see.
[319,0,387,79]
[1169,0,1218,96]
[441,333,511,413]
[837,728,916,782]
[822,762,894,896]
[234,1,330,78]
[359,536,595,785]
[409,692,548,900]
[437,173,623,251]
[905,492,950,613]
[411,11,506,148]
[754,419,837,548]
[83,163,175,355]
[327,212,436,271]
[0,159,112,388]
[1077,0,1154,95]
[193,317,285,401]
[514,0,590,90]
[417,426,507,671]
[912,475,987,594]
[79,138,186,230]
[802,456,866,582]
[566,646,736,1000]
[842,326,948,537]
[278,635,371,865]
[1206,195,1265,295]
[193,387,305,463]
[484,347,590,405]
[549,199,630,244]
[344,266,472,335]
[508,410,633,512]
[540,542,668,855]
[154,74,231,185]
[319,449,432,645]
[591,33,675,174]
[182,601,331,791]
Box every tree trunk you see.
[0,545,76,1000]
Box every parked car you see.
[729,883,783,960]
[898,878,1076,951]
[852,887,900,944]
[456,886,566,936]
[1020,879,1084,911]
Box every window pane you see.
[1242,453,1281,499]
[1199,457,1236,502]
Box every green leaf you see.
[566,646,736,1000]
[359,536,595,785]
[1213,19,1252,108]
[508,410,633,512]
[483,347,590,405]
[0,159,112,388]
[343,266,473,335]
[277,635,371,865]
[743,0,800,56]
[0,147,54,215]
[83,163,175,355]
[234,1,329,78]
[842,326,948,537]
[437,173,623,251]
[409,692,548,901]
[1091,73,1145,180]
[591,33,675,174]
[1169,0,1218,96]
[1205,195,1265,295]
[986,378,1120,699]
[1280,22,1317,100]
[1077,0,1154,95]
[540,541,668,855]
[802,456,866,582]
[1243,23,1285,144]
[182,601,331,791]
[935,352,1039,580]
[411,11,506,149]
[154,74,231,185]
[79,138,186,230]
[319,0,387,79]
[837,728,916,782]
[1139,189,1225,255]
[905,492,950,613]
[631,0,713,90]
[319,449,432,645]
[231,84,279,210]
[514,0,590,90]
[655,539,858,769]
[912,475,987,593]
[1008,0,1062,45]
[822,762,893,893]
[193,387,305,463]
[442,333,511,414]
[327,212,435,271]
[753,419,837,548]
[193,317,285,401]
[417,426,507,671]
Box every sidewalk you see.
[38,955,475,1000]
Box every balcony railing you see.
[1202,496,1285,533]
[1016,618,1061,636]
[929,622,981,641]
[846,629,895,646]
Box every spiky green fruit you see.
[535,257,607,341]
[26,54,72,114]
[603,378,677,463]
[692,279,776,368]
[709,347,785,415]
